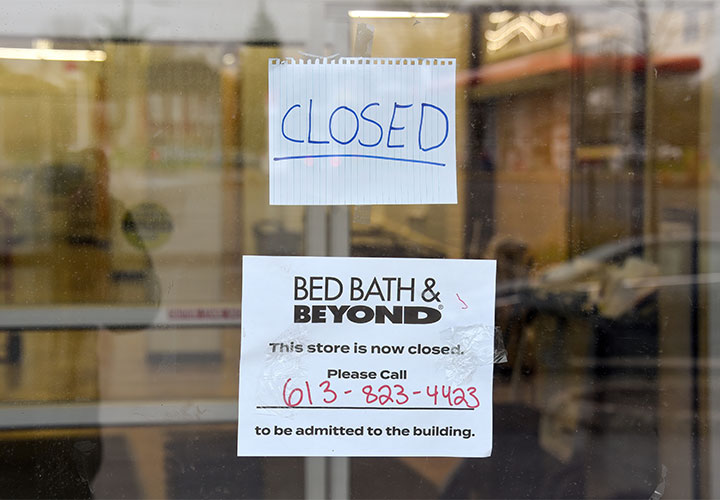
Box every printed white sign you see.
[238,256,496,457]
[268,58,457,205]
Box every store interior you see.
[0,2,718,498]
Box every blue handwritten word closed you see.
[276,99,449,167]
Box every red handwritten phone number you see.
[281,378,481,409]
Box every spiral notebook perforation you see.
[269,58,455,66]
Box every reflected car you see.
[492,232,719,498]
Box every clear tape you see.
[494,325,509,364]
[257,325,311,418]
[439,324,497,384]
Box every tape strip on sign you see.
[268,58,457,205]
[238,256,496,457]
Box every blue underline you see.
[273,154,445,167]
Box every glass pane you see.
[1,2,719,499]
[0,37,305,498]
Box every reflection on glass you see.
[0,1,717,498]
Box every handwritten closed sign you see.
[268,58,457,205]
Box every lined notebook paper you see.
[268,58,457,205]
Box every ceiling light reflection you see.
[0,47,107,62]
[348,10,450,19]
